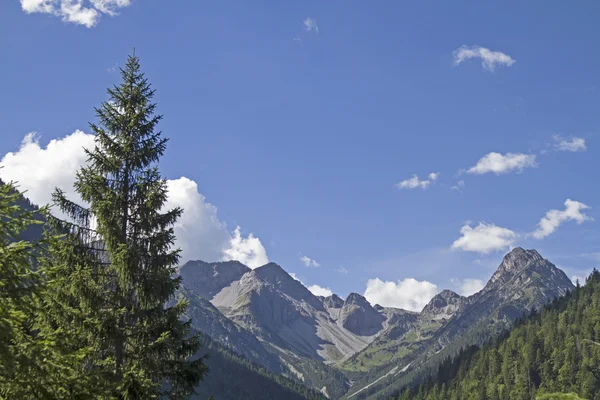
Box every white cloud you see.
[288,273,333,297]
[308,284,333,297]
[553,135,587,152]
[89,0,131,15]
[364,278,439,312]
[532,199,592,239]
[20,0,132,27]
[0,131,94,208]
[467,152,537,175]
[303,17,319,33]
[453,45,516,71]
[21,0,56,13]
[336,265,348,274]
[222,226,269,269]
[452,278,485,296]
[300,255,320,268]
[59,0,99,27]
[571,274,588,285]
[451,222,517,254]
[451,180,465,191]
[0,131,268,267]
[396,172,439,190]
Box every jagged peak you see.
[437,289,462,299]
[503,247,543,263]
[252,262,289,279]
[323,294,344,309]
[484,247,574,294]
[422,289,464,316]
[344,293,372,307]
[249,263,315,292]
[178,260,252,300]
[493,248,548,278]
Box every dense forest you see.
[394,272,600,400]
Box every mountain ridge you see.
[177,247,575,399]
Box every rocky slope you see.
[191,262,387,362]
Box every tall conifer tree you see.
[44,53,207,399]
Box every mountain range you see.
[5,185,578,399]
[177,247,574,399]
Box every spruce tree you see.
[0,180,45,397]
[43,53,207,399]
[0,180,86,399]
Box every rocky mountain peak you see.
[421,289,464,319]
[246,262,325,310]
[498,247,543,272]
[322,294,344,309]
[179,260,251,300]
[488,247,569,290]
[340,293,385,336]
[344,292,371,307]
[252,262,289,282]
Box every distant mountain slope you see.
[393,270,600,400]
[0,178,45,243]
[188,261,388,363]
[192,334,327,400]
[179,260,251,299]
[343,248,575,399]
[177,286,283,373]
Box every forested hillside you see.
[394,271,600,400]
[192,334,326,400]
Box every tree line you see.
[393,271,600,400]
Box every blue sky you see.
[1,0,600,310]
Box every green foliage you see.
[37,53,207,399]
[0,180,46,397]
[393,271,600,400]
[0,181,92,398]
[536,394,587,400]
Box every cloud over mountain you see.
[0,131,268,267]
[363,277,439,312]
[452,222,517,254]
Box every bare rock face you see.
[339,293,385,336]
[178,260,250,300]
[484,247,573,302]
[322,294,344,310]
[421,290,465,320]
